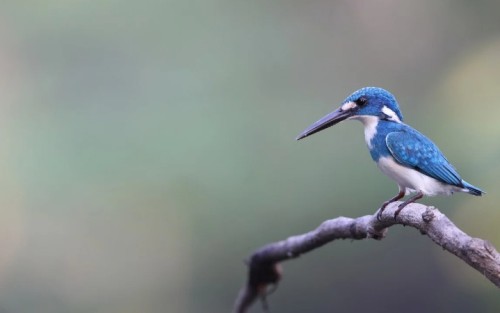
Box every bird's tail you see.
[462,180,485,196]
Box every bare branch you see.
[233,202,500,313]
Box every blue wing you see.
[385,130,463,187]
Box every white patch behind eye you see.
[382,105,401,123]
[341,101,357,111]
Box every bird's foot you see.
[377,199,395,222]
[378,190,406,221]
[393,202,408,220]
[393,191,424,220]
[377,202,390,221]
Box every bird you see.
[296,87,484,220]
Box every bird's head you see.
[296,87,404,140]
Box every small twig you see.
[232,202,500,313]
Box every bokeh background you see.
[0,1,499,312]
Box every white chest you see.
[376,156,464,196]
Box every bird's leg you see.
[377,189,406,221]
[394,191,424,219]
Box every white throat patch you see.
[350,115,379,148]
[382,105,401,123]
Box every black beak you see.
[296,107,352,140]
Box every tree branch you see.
[233,202,500,313]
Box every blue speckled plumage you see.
[367,121,462,187]
[297,87,484,219]
[386,130,462,187]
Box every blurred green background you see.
[0,1,499,312]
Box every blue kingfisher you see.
[296,87,484,219]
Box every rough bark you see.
[233,202,500,313]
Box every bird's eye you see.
[357,97,368,106]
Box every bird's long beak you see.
[296,105,353,140]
